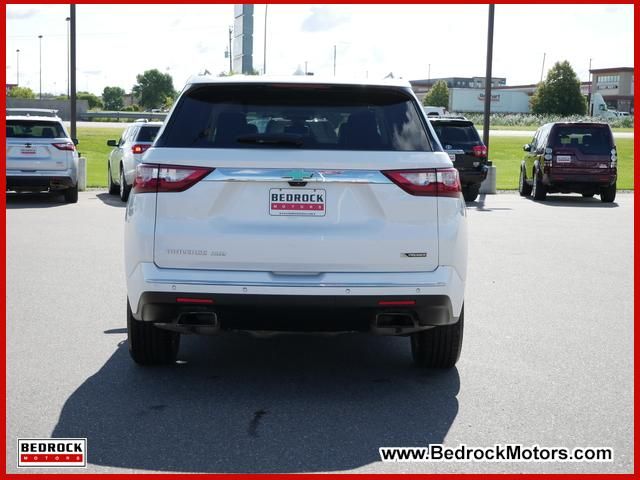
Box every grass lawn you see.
[490,136,634,190]
[481,125,634,133]
[76,127,634,190]
[76,127,122,187]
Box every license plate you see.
[270,188,326,217]
[556,155,572,163]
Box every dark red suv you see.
[519,122,617,203]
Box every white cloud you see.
[301,6,350,32]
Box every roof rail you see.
[6,108,59,117]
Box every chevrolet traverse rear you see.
[124,76,468,368]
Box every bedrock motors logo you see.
[17,439,87,468]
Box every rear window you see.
[6,120,66,139]
[551,126,613,154]
[136,126,160,143]
[155,84,434,151]
[431,122,481,149]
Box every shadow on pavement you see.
[5,192,67,209]
[95,192,126,208]
[52,333,460,473]
[525,194,618,208]
[468,194,513,212]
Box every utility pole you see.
[263,4,268,74]
[16,49,20,85]
[482,4,495,151]
[66,17,70,97]
[428,63,431,80]
[540,52,546,83]
[588,57,593,115]
[70,5,77,140]
[228,26,233,74]
[38,35,43,99]
[304,61,308,75]
[333,45,336,76]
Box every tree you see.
[77,91,103,110]
[7,86,36,99]
[102,86,125,111]
[422,80,449,108]
[132,69,176,110]
[530,61,586,116]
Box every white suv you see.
[107,120,162,201]
[124,76,467,368]
[6,109,79,203]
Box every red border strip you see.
[2,2,637,479]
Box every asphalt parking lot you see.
[6,191,634,474]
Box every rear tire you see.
[64,184,79,203]
[127,299,180,365]
[411,306,464,369]
[108,163,119,195]
[518,166,532,197]
[462,184,480,202]
[119,167,131,202]
[532,169,547,201]
[600,182,616,203]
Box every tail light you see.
[610,148,617,168]
[52,142,76,151]
[382,168,461,198]
[131,144,151,155]
[543,147,553,172]
[472,145,487,157]
[133,164,214,193]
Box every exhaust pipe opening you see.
[155,311,221,335]
[371,311,421,335]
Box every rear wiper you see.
[236,133,303,147]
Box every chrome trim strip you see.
[146,278,446,288]
[205,168,392,184]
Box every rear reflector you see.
[176,297,214,304]
[382,168,461,198]
[52,142,76,151]
[133,164,214,193]
[378,300,416,306]
[131,144,151,155]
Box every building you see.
[494,82,591,97]
[589,67,634,113]
[410,76,506,103]
[6,83,18,93]
[232,4,254,74]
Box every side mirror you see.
[72,138,79,145]
[523,144,531,152]
[107,139,117,147]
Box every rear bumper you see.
[6,169,76,191]
[127,263,465,332]
[457,165,489,185]
[545,171,616,188]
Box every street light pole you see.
[263,4,268,74]
[66,17,70,97]
[38,35,43,99]
[228,26,233,74]
[70,5,77,141]
[333,45,336,76]
[16,49,20,85]
[482,4,495,152]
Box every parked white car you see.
[107,120,162,201]
[6,109,79,203]
[124,76,468,368]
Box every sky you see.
[5,4,635,96]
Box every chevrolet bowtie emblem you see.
[283,170,314,182]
